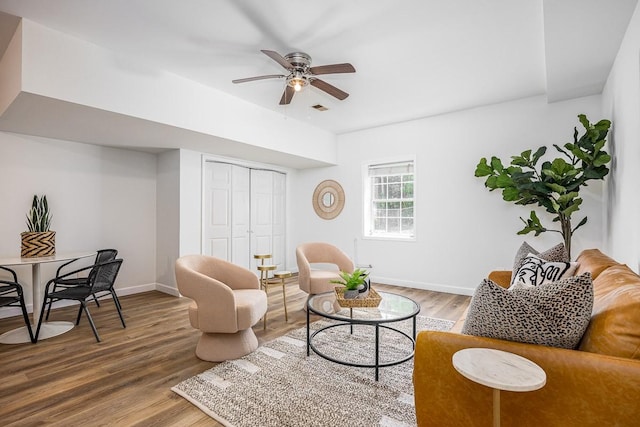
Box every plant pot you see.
[343,289,359,299]
[21,231,56,258]
[357,280,370,299]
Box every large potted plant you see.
[21,195,55,257]
[474,114,611,258]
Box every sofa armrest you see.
[488,270,512,287]
[413,331,640,427]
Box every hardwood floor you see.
[0,281,470,426]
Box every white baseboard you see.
[371,275,475,296]
[155,283,180,297]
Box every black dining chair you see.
[37,258,125,342]
[0,266,35,343]
[45,249,118,320]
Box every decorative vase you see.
[21,231,56,258]
[357,280,370,299]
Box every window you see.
[363,160,415,239]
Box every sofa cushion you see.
[462,273,593,349]
[511,253,578,287]
[575,248,619,279]
[579,264,640,359]
[512,242,569,278]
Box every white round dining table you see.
[0,251,95,344]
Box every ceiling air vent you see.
[311,104,328,111]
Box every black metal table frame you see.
[306,293,420,381]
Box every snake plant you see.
[25,195,52,232]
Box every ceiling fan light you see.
[294,81,302,91]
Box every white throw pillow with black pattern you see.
[462,273,593,349]
[511,253,579,287]
[512,242,570,279]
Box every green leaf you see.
[572,216,588,233]
[475,158,493,177]
[551,158,573,176]
[532,146,546,164]
[593,153,611,167]
[491,156,504,173]
[485,175,498,189]
[557,192,580,206]
[517,211,547,236]
[502,187,520,201]
[546,183,566,194]
[578,114,590,131]
[495,174,513,188]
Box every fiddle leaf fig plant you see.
[474,114,611,258]
[330,268,370,290]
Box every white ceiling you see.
[0,0,637,136]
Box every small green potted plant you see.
[331,268,370,299]
[21,195,55,258]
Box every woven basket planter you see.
[21,231,56,258]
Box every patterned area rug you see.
[172,316,454,427]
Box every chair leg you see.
[81,302,101,342]
[111,292,126,328]
[34,296,50,342]
[45,295,54,321]
[111,291,123,311]
[76,304,84,325]
[19,298,35,344]
[92,293,101,307]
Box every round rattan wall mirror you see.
[312,180,345,220]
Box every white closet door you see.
[250,169,274,270]
[204,162,286,272]
[231,166,251,268]
[271,172,286,271]
[203,162,232,260]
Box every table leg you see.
[375,323,380,381]
[349,307,353,334]
[31,264,42,325]
[412,315,417,340]
[493,388,500,427]
[281,278,288,322]
[306,303,310,356]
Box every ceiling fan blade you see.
[261,50,293,70]
[232,74,285,84]
[310,79,349,100]
[279,86,295,105]
[309,63,356,75]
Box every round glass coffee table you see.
[306,290,420,381]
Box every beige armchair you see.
[175,255,267,362]
[296,242,355,295]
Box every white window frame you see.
[362,157,416,241]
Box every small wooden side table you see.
[452,348,546,427]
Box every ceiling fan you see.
[232,50,356,105]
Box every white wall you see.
[601,0,640,271]
[293,95,604,295]
[0,131,157,315]
[156,149,180,294]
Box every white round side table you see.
[452,348,546,427]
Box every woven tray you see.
[335,286,382,308]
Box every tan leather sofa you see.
[413,249,640,426]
